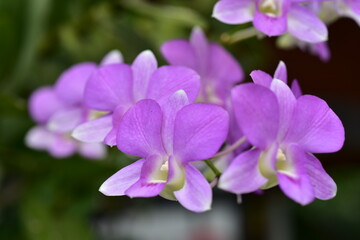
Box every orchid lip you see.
[276,148,297,178]
[259,147,298,189]
[150,160,169,183]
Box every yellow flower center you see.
[276,149,297,178]
[148,157,186,201]
[151,161,169,183]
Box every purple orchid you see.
[26,85,106,159]
[99,91,229,212]
[161,27,244,106]
[161,27,246,171]
[218,64,344,205]
[72,50,201,147]
[213,0,328,43]
[25,50,123,158]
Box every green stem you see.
[205,159,222,177]
[221,27,259,44]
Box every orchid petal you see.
[250,70,273,87]
[146,66,200,104]
[104,105,126,146]
[125,155,166,197]
[212,0,254,24]
[132,50,158,101]
[305,153,337,200]
[274,61,287,83]
[29,87,64,124]
[160,40,196,69]
[346,0,360,14]
[72,115,113,143]
[104,128,117,147]
[277,144,315,205]
[310,42,330,62]
[47,107,84,133]
[84,64,133,111]
[208,43,243,84]
[26,126,76,158]
[174,164,212,212]
[48,136,77,158]
[226,102,248,154]
[99,159,144,196]
[117,100,165,158]
[208,43,244,101]
[100,50,123,66]
[25,126,54,150]
[287,5,328,43]
[79,142,107,160]
[284,95,345,153]
[291,79,302,98]
[173,103,229,163]
[231,84,279,149]
[161,90,189,154]
[270,79,296,141]
[55,63,97,105]
[219,149,267,194]
[125,180,166,198]
[253,11,287,36]
[190,27,209,75]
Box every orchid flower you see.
[213,0,328,43]
[161,27,244,106]
[219,63,344,205]
[72,50,200,147]
[25,50,122,159]
[161,27,246,170]
[99,91,229,212]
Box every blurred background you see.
[0,0,359,239]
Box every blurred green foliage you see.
[0,0,359,240]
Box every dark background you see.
[0,0,359,239]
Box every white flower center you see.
[259,147,297,189]
[151,161,169,183]
[259,0,281,17]
[276,149,297,178]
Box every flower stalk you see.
[221,27,259,44]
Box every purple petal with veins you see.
[117,100,165,158]
[174,164,212,212]
[219,148,267,194]
[173,103,229,163]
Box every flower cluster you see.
[213,0,360,60]
[26,26,345,211]
[25,50,123,159]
